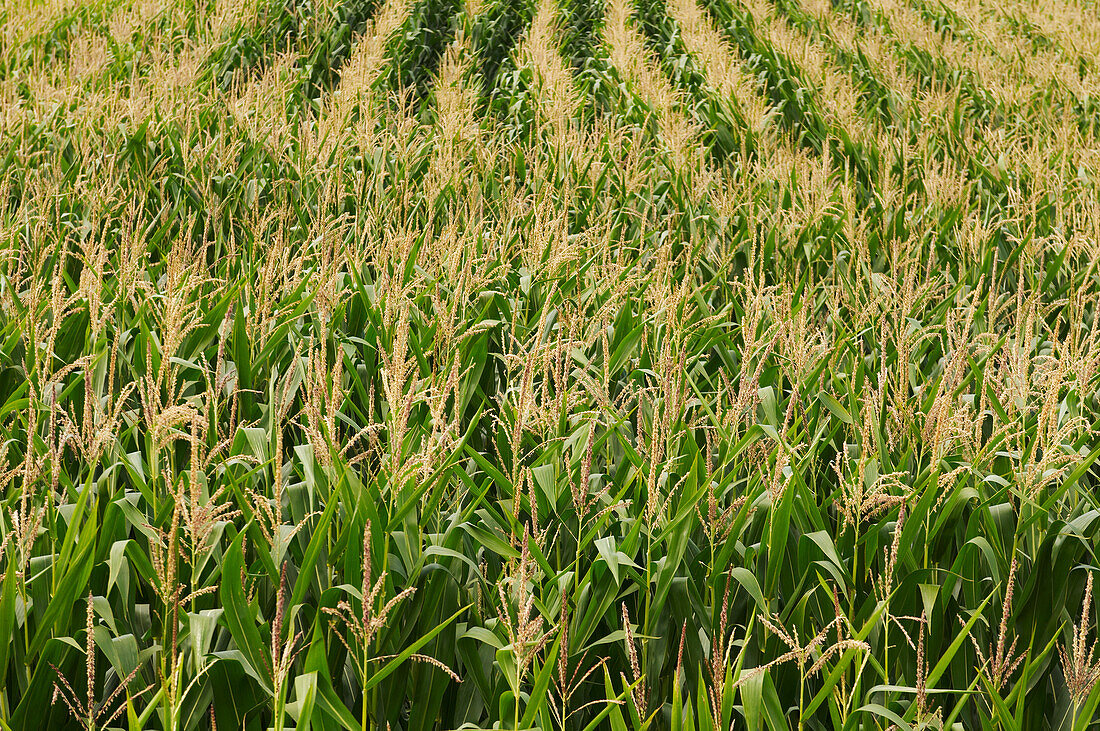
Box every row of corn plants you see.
[4,0,1100,729]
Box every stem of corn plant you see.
[643,502,654,710]
[798,659,806,731]
[274,685,286,731]
[360,628,370,731]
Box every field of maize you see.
[4,0,1100,727]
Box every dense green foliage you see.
[3,0,1100,728]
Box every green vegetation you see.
[3,0,1100,727]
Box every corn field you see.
[3,0,1100,727]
